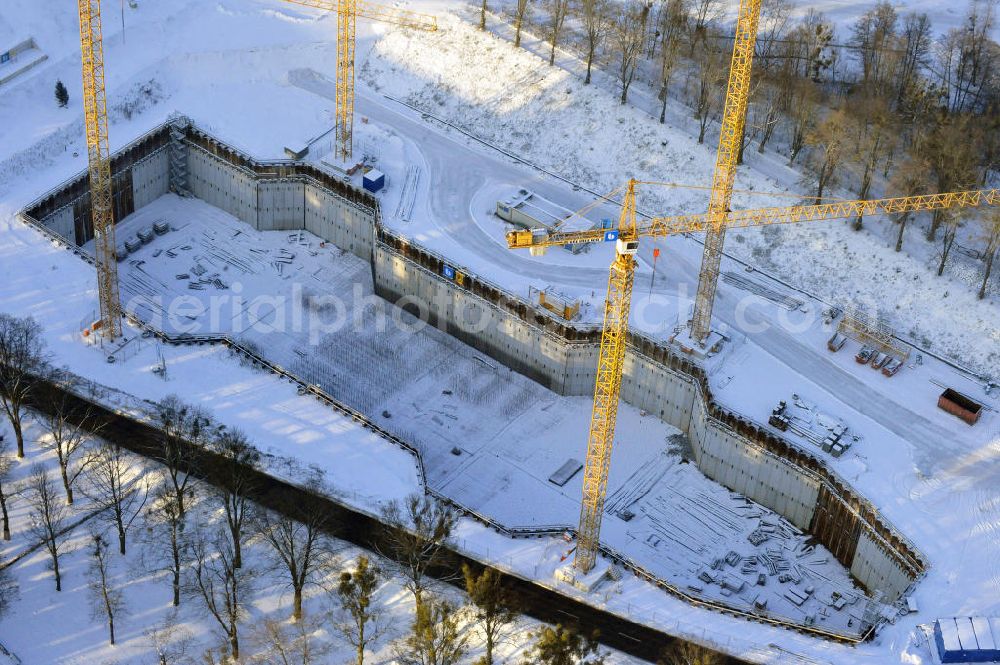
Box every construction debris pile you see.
[611,455,870,635]
[768,393,859,457]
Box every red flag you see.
[653,248,660,258]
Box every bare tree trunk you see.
[854,168,874,230]
[480,0,487,30]
[895,213,910,252]
[928,210,944,241]
[938,226,957,275]
[981,250,996,299]
[514,0,529,48]
[757,108,778,153]
[172,557,181,607]
[585,44,596,84]
[547,0,571,66]
[117,522,127,555]
[0,487,9,540]
[12,420,24,459]
[293,586,304,622]
[60,463,73,505]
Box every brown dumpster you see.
[937,388,983,425]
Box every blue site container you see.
[363,169,385,193]
[934,617,1000,663]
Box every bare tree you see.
[919,115,982,240]
[580,0,610,84]
[0,314,46,458]
[613,1,647,104]
[0,435,14,540]
[156,395,214,521]
[146,611,196,665]
[188,528,254,661]
[27,466,72,591]
[256,484,334,621]
[850,1,898,95]
[688,0,723,54]
[213,428,260,569]
[250,616,329,665]
[848,95,896,229]
[755,0,792,73]
[893,12,933,110]
[379,494,456,603]
[752,80,782,153]
[88,532,125,645]
[479,0,488,31]
[936,0,998,114]
[144,482,193,607]
[463,563,518,665]
[689,44,727,143]
[978,209,1000,299]
[42,396,103,505]
[546,0,571,65]
[334,555,386,665]
[803,109,848,203]
[937,209,967,276]
[84,441,149,555]
[395,597,468,665]
[656,0,686,122]
[888,157,932,252]
[786,78,819,163]
[514,0,530,48]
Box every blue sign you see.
[601,218,612,229]
[604,230,619,242]
[442,265,456,280]
[0,52,9,64]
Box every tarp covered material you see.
[934,617,1000,663]
[548,458,583,487]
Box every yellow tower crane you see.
[509,183,1000,573]
[78,0,122,339]
[76,0,437,340]
[509,0,1000,576]
[690,0,762,346]
[282,0,438,161]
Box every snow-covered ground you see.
[108,194,867,635]
[0,1,998,664]
[362,11,1000,377]
[0,416,647,665]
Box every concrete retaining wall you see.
[132,150,171,210]
[19,119,925,608]
[367,227,923,601]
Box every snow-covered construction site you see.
[1,0,999,664]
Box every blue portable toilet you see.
[363,169,385,193]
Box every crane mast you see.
[521,180,999,575]
[282,0,437,161]
[690,0,762,344]
[575,182,640,572]
[336,0,357,162]
[75,0,436,340]
[78,0,122,340]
